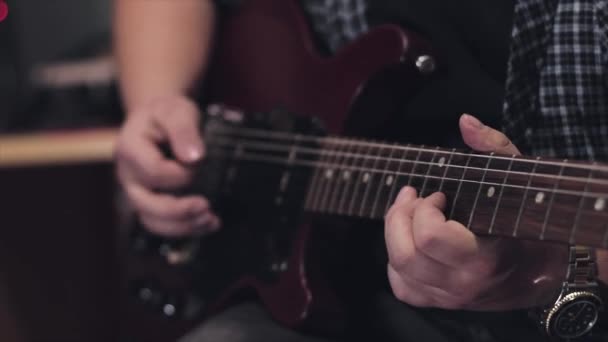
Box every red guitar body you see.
[123,0,435,338]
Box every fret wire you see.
[209,137,608,186]
[467,152,494,228]
[438,148,456,193]
[383,145,410,216]
[419,147,439,196]
[448,154,473,220]
[337,142,364,215]
[208,147,608,198]
[211,126,608,173]
[407,147,424,187]
[358,146,385,217]
[318,140,348,213]
[539,160,566,241]
[347,145,373,216]
[570,163,595,244]
[288,135,300,165]
[512,157,541,237]
[371,145,397,219]
[328,140,356,214]
[488,155,516,234]
[310,141,334,212]
[305,141,332,210]
[275,135,299,205]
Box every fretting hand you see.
[385,114,569,310]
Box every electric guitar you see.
[126,0,608,335]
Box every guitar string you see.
[208,125,608,173]
[205,135,608,187]
[204,146,608,199]
[206,145,603,244]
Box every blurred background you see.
[0,0,120,132]
[0,1,152,341]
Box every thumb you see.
[459,114,520,156]
[160,100,205,164]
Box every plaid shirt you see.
[503,0,608,161]
[305,0,608,163]
[301,0,369,52]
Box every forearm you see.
[113,0,216,112]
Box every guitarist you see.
[114,0,608,341]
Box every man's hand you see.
[115,95,220,237]
[385,114,569,311]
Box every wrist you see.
[126,93,198,117]
[536,246,604,340]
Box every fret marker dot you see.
[363,173,370,183]
[535,192,545,204]
[438,157,446,167]
[343,171,351,180]
[325,169,334,179]
[386,176,394,186]
[487,186,495,198]
[595,198,606,211]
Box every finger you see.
[385,188,421,269]
[126,183,211,222]
[411,192,480,267]
[394,186,418,204]
[399,245,460,289]
[117,133,194,190]
[152,98,205,164]
[388,265,473,309]
[141,211,221,237]
[459,114,521,155]
[388,265,435,308]
[389,192,469,288]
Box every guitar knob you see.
[415,55,436,74]
[134,282,164,309]
[161,294,182,319]
[158,239,199,266]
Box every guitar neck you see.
[206,121,608,249]
[301,138,608,248]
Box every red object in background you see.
[0,1,8,22]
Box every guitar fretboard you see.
[208,126,608,249]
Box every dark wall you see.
[0,0,115,132]
[7,0,110,66]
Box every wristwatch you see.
[540,246,604,340]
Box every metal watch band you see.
[565,245,599,292]
[538,246,603,339]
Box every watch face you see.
[551,298,601,339]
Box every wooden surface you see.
[0,128,117,168]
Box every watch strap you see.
[565,245,599,293]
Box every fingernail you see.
[462,114,484,129]
[196,215,220,234]
[396,186,416,202]
[186,146,203,162]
